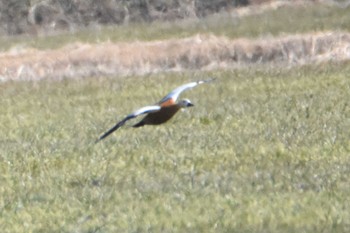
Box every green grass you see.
[1,4,350,51]
[1,2,350,231]
[1,62,350,232]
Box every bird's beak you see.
[188,103,194,107]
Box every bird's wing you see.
[96,105,161,142]
[158,78,216,106]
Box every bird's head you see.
[178,99,194,108]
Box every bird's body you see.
[133,104,183,127]
[96,78,214,142]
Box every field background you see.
[1,0,350,232]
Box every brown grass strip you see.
[0,31,349,81]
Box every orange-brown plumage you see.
[159,98,176,107]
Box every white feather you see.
[159,78,214,104]
[129,105,161,117]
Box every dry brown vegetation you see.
[1,31,349,82]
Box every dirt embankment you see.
[1,32,349,82]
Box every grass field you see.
[1,2,350,232]
[1,63,350,232]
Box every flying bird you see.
[96,78,214,142]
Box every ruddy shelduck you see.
[96,78,214,142]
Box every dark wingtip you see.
[95,134,105,143]
[95,120,126,143]
[95,130,113,143]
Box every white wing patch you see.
[129,105,161,117]
[159,78,214,104]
